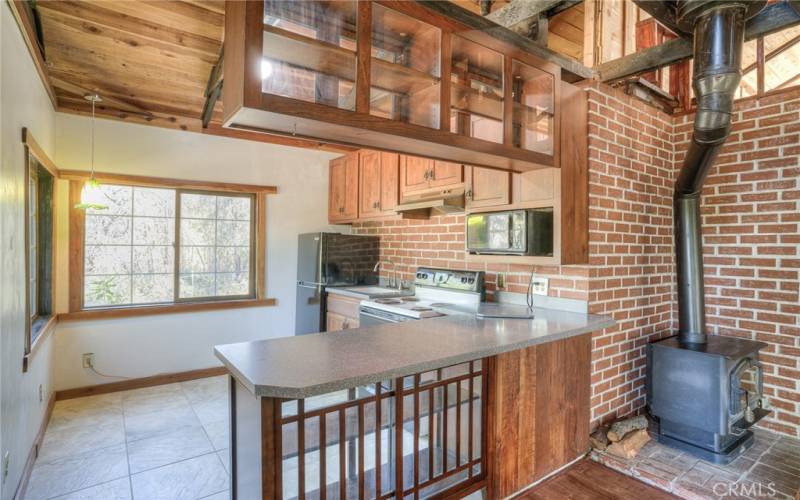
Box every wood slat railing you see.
[273,361,488,499]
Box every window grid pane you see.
[83,185,176,308]
[178,193,252,300]
[82,184,255,309]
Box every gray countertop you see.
[215,308,615,399]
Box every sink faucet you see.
[374,260,401,289]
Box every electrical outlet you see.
[530,277,549,296]
[82,353,95,369]
[3,451,9,483]
[497,272,506,290]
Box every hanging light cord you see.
[90,95,96,178]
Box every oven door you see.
[359,306,414,326]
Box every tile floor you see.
[31,375,800,500]
[592,428,800,499]
[26,376,231,500]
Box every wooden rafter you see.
[597,0,800,82]
[202,48,224,128]
[742,32,800,75]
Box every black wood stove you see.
[646,0,771,465]
[647,336,770,463]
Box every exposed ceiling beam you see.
[418,0,594,81]
[597,0,800,82]
[632,0,687,37]
[485,0,580,38]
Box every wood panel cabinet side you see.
[559,81,589,264]
[328,156,345,223]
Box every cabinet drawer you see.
[326,294,362,320]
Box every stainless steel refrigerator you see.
[295,233,379,335]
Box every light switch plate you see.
[530,277,549,296]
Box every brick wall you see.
[675,89,800,437]
[352,83,800,438]
[584,83,676,427]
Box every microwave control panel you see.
[414,267,485,294]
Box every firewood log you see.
[606,429,650,459]
[590,428,610,451]
[607,415,648,442]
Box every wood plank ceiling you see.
[36,0,225,131]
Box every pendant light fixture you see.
[75,93,108,210]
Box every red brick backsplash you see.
[354,83,800,438]
[352,215,591,301]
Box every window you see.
[24,131,57,359]
[81,184,255,308]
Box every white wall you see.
[0,4,57,499]
[53,113,345,390]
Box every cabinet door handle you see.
[466,189,473,199]
[342,320,349,329]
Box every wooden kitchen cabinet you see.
[430,160,464,187]
[223,0,563,173]
[400,156,463,197]
[326,311,358,331]
[326,293,360,331]
[359,150,399,218]
[399,155,433,195]
[512,168,555,205]
[466,165,510,209]
[328,152,359,223]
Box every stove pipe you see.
[673,1,762,345]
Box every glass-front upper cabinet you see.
[510,59,555,155]
[370,4,441,129]
[261,0,357,110]
[450,36,504,144]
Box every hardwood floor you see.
[518,458,678,499]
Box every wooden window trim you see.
[23,129,58,373]
[68,172,276,319]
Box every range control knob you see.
[460,277,468,284]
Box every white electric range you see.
[359,267,485,325]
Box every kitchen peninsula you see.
[216,308,614,499]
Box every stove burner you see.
[409,306,433,312]
[401,297,419,302]
[374,298,403,304]
[429,303,453,308]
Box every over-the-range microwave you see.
[466,208,554,256]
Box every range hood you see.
[395,187,466,218]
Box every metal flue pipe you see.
[673,0,763,345]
